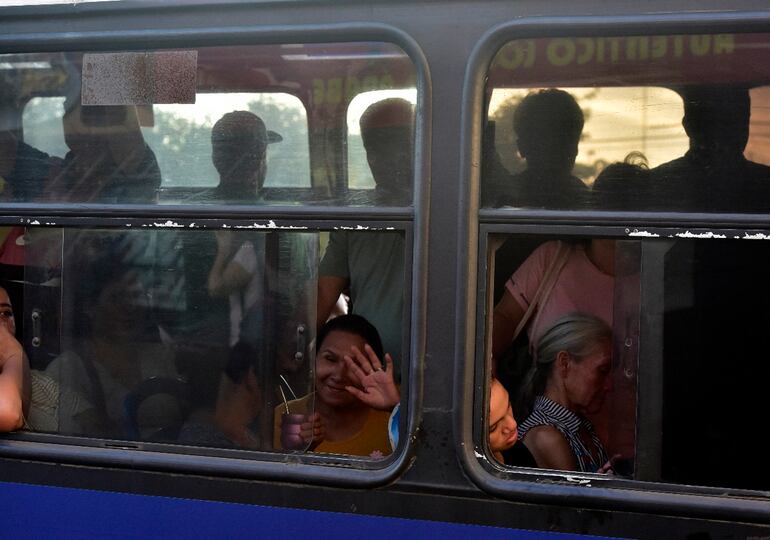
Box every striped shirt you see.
[518,396,608,473]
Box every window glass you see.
[484,33,770,212]
[143,93,310,192]
[1,42,417,206]
[22,97,68,159]
[3,226,405,459]
[488,87,686,184]
[487,232,768,492]
[23,93,311,196]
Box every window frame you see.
[457,12,770,522]
[0,21,430,490]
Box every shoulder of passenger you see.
[523,424,569,451]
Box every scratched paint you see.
[626,229,660,237]
[152,220,185,228]
[674,231,727,239]
[740,232,770,240]
[8,218,397,232]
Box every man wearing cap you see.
[207,111,283,347]
[317,98,414,375]
[208,110,282,203]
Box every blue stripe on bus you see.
[1,480,619,539]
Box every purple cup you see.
[281,413,307,450]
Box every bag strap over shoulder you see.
[511,240,571,346]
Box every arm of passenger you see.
[0,324,28,431]
[107,106,149,173]
[522,425,578,471]
[317,275,348,330]
[492,290,526,365]
[208,232,252,298]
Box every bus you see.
[1,1,769,537]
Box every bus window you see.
[487,87,687,185]
[483,33,770,213]
[13,225,407,459]
[23,93,312,199]
[488,235,639,476]
[1,42,417,206]
[20,228,315,448]
[486,230,770,492]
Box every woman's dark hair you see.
[316,314,384,360]
[592,153,650,210]
[224,341,258,383]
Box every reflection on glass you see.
[1,42,417,206]
[9,227,406,458]
[484,33,770,212]
[17,228,317,450]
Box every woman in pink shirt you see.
[492,238,616,363]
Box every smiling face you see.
[488,379,518,454]
[563,340,613,416]
[315,330,366,409]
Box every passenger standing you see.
[46,93,161,203]
[206,111,282,347]
[650,86,770,212]
[317,98,414,372]
[487,89,588,209]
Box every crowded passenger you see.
[487,89,588,209]
[208,228,267,348]
[488,377,536,467]
[207,111,289,347]
[591,154,651,210]
[0,129,57,202]
[354,97,413,206]
[45,90,161,203]
[492,237,615,364]
[517,313,615,473]
[274,314,394,458]
[317,98,413,375]
[0,286,29,431]
[650,86,770,212]
[44,253,178,438]
[178,341,263,449]
[205,110,282,203]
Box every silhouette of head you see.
[514,89,584,174]
[592,153,650,209]
[360,98,414,199]
[211,111,281,196]
[681,86,750,165]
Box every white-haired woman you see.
[518,312,615,473]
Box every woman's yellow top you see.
[273,394,392,458]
